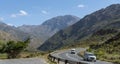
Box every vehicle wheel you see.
[87,58,89,61]
[94,60,96,62]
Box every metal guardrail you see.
[48,54,89,64]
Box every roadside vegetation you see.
[0,38,30,59]
[87,32,120,63]
[0,39,50,59]
[0,38,56,64]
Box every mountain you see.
[39,4,120,51]
[18,15,80,51]
[0,30,16,41]
[0,22,29,41]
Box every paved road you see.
[0,58,48,64]
[52,48,113,64]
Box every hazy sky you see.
[0,0,119,26]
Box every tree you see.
[1,39,30,59]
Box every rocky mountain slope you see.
[18,15,80,51]
[0,22,29,41]
[39,4,120,51]
[0,30,16,41]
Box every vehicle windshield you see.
[88,54,95,56]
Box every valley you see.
[0,2,120,64]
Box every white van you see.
[83,52,96,62]
[70,48,76,54]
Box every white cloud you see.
[77,4,85,8]
[19,10,28,16]
[11,10,28,18]
[0,17,4,21]
[41,10,48,14]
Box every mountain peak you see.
[105,4,120,14]
[42,15,80,26]
[107,4,120,8]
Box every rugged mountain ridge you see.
[39,4,120,51]
[0,22,29,41]
[18,15,80,51]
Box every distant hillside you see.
[0,22,29,41]
[39,4,120,51]
[0,30,16,41]
[18,15,80,51]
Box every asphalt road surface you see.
[52,48,113,64]
[0,58,48,64]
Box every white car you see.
[83,52,96,62]
[70,48,76,54]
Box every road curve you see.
[0,58,48,64]
[51,48,113,64]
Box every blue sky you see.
[0,0,119,26]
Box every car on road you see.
[83,52,96,62]
[70,48,76,54]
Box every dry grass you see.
[0,53,8,59]
[98,54,120,63]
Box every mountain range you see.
[39,4,120,51]
[0,15,80,51]
[0,22,29,42]
[18,15,79,51]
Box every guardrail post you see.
[51,56,53,61]
[48,54,51,60]
[53,57,55,62]
[65,60,68,64]
[57,58,60,64]
[77,62,80,64]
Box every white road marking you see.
[66,53,79,61]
